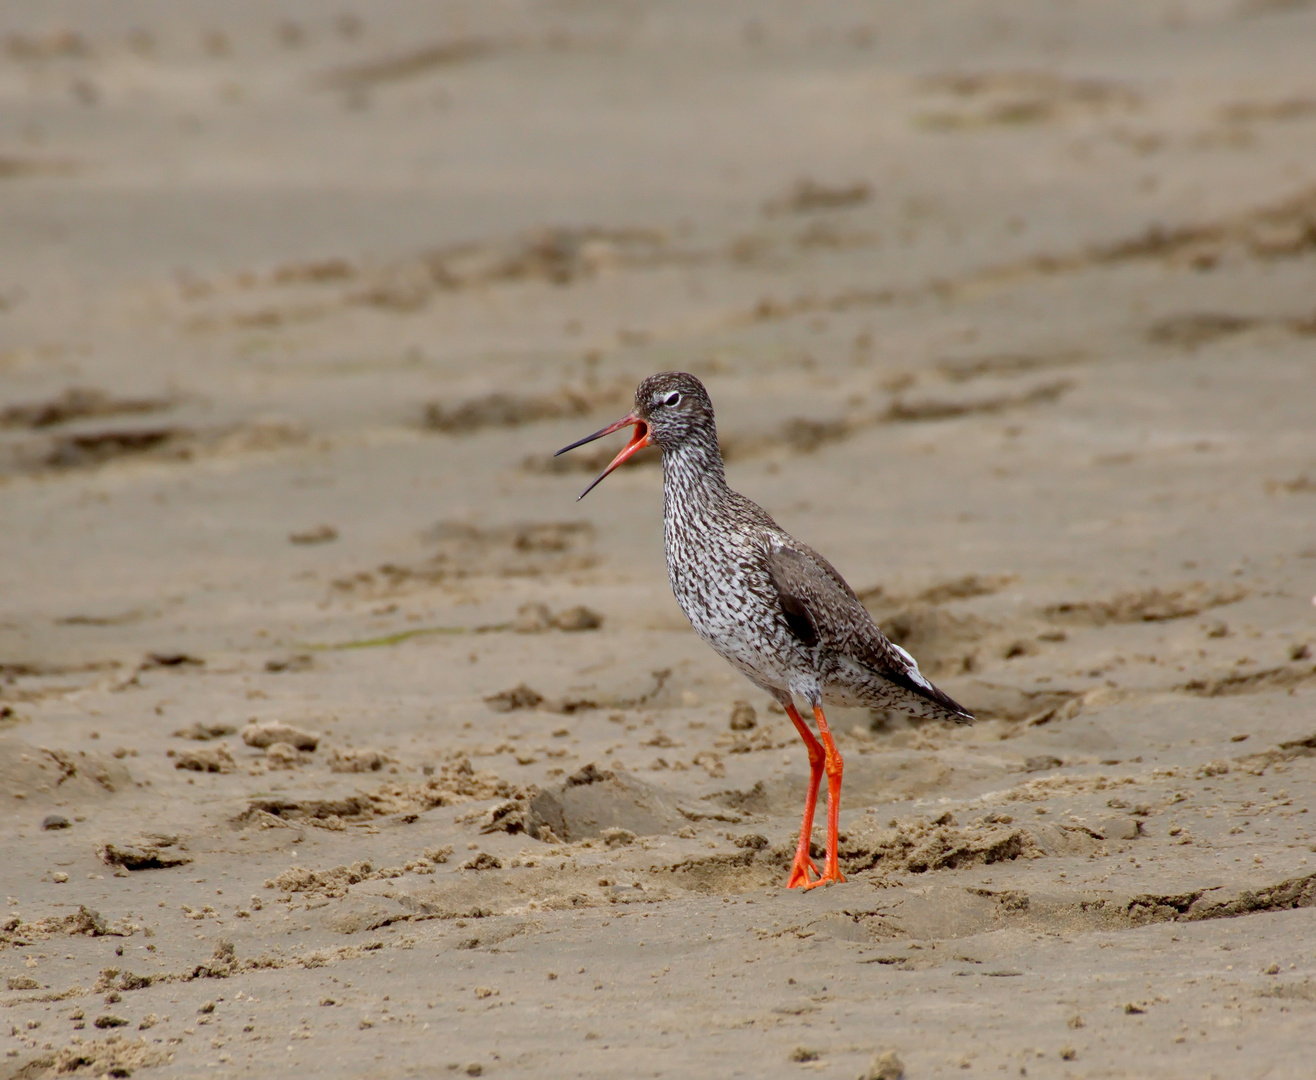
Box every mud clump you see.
[484,684,544,712]
[172,745,235,772]
[1,905,135,945]
[171,722,237,741]
[512,602,603,633]
[328,747,392,772]
[826,819,1042,877]
[729,701,757,731]
[101,836,192,870]
[43,1034,173,1074]
[242,721,321,751]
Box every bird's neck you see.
[661,432,729,520]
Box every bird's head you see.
[554,371,716,500]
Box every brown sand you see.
[3,2,1316,1077]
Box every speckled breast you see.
[663,519,799,694]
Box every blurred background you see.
[1,0,1314,668]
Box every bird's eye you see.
[663,391,682,407]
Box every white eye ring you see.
[663,391,682,407]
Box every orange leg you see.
[783,702,824,889]
[801,703,845,890]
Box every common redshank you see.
[556,372,973,889]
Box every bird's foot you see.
[799,863,846,890]
[785,852,822,890]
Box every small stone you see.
[42,814,70,830]
[1264,963,1280,975]
[52,872,69,883]
[1060,1047,1077,1061]
[473,986,495,999]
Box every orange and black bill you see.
[554,413,650,501]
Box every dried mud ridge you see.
[422,381,630,435]
[0,394,307,477]
[729,182,1316,329]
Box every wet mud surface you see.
[3,2,1316,1077]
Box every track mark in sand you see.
[316,38,501,92]
[760,177,872,217]
[0,387,173,429]
[423,382,630,435]
[0,154,80,180]
[882,379,1072,423]
[328,520,597,599]
[729,183,1316,329]
[1179,663,1316,698]
[1146,311,1316,350]
[1219,97,1316,125]
[234,755,526,829]
[912,70,1142,130]
[1043,582,1248,627]
[935,351,1088,382]
[40,426,189,469]
[183,227,674,326]
[483,669,671,716]
[1,419,307,478]
[1121,873,1316,925]
[861,573,1017,610]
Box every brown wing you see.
[765,543,973,722]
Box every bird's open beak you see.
[554,412,650,501]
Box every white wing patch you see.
[891,642,933,691]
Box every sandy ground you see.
[3,1,1316,1077]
